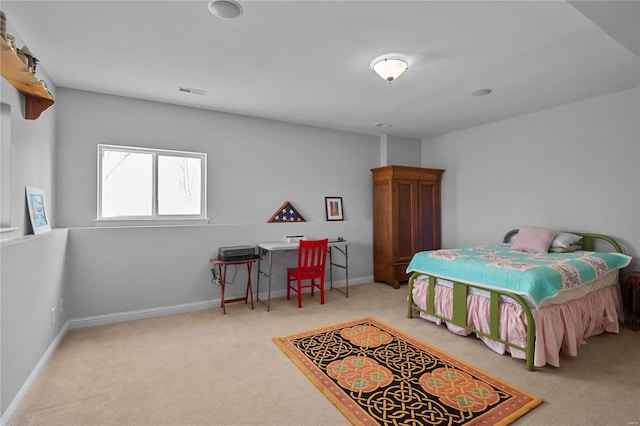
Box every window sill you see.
[93,218,210,228]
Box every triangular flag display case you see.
[267,201,307,223]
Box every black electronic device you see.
[218,245,257,262]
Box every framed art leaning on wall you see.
[26,186,51,234]
[325,196,343,221]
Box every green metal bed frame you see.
[407,229,624,371]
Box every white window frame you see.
[96,144,208,226]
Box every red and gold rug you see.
[273,317,541,425]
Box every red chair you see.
[287,239,329,308]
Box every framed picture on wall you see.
[325,197,344,221]
[26,186,51,234]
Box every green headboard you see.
[503,229,623,254]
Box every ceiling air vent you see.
[178,86,206,96]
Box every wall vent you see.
[178,86,206,96]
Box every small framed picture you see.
[325,197,344,221]
[26,186,51,234]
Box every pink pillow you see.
[511,226,558,254]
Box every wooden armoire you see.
[371,165,444,288]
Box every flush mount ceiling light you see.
[208,0,243,20]
[371,57,409,82]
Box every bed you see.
[406,227,632,370]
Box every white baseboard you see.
[67,277,370,331]
[68,299,220,329]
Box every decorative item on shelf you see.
[0,11,6,41]
[26,186,51,235]
[0,36,55,119]
[37,79,47,90]
[4,33,16,51]
[325,196,344,221]
[16,48,28,67]
[19,45,38,74]
[267,200,307,223]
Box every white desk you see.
[256,239,350,311]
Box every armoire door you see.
[394,179,417,264]
[417,180,441,251]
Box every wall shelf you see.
[0,37,54,119]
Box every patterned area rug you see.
[273,317,541,425]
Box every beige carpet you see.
[13,282,640,426]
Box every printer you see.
[218,245,257,262]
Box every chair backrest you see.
[297,239,328,273]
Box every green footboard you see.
[407,230,625,371]
[407,272,537,371]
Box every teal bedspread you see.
[406,244,631,307]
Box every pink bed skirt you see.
[411,279,624,367]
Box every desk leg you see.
[632,281,638,332]
[246,262,255,309]
[329,244,349,298]
[256,256,262,303]
[218,264,227,315]
[255,250,273,312]
[329,248,334,291]
[345,244,349,298]
[267,250,273,312]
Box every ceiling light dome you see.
[372,57,408,82]
[208,0,243,20]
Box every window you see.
[97,144,207,223]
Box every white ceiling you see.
[3,1,639,139]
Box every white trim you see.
[97,144,207,222]
[1,322,69,426]
[93,218,210,227]
[68,299,219,329]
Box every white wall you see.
[422,88,640,266]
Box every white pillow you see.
[551,232,582,248]
[511,226,558,254]
[549,244,582,253]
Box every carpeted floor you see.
[12,282,640,425]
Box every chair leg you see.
[286,275,291,300]
[297,280,303,308]
[320,279,325,305]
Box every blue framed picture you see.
[26,186,51,234]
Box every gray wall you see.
[56,89,379,321]
[380,134,421,167]
[1,230,69,417]
[55,89,379,228]
[1,25,64,418]
[0,26,56,235]
[423,87,640,266]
